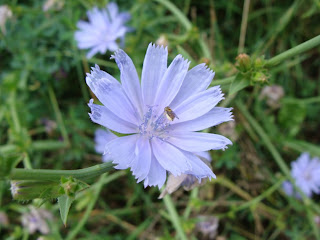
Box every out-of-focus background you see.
[1,0,320,239]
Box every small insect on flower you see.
[164,106,179,121]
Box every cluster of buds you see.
[235,53,269,85]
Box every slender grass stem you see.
[48,84,70,147]
[238,0,250,53]
[163,195,188,240]
[66,172,124,240]
[237,101,320,239]
[155,0,192,31]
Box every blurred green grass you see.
[1,0,320,239]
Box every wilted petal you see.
[152,138,192,176]
[88,99,137,134]
[141,43,168,106]
[144,153,167,188]
[172,86,224,123]
[86,65,139,124]
[154,55,190,115]
[167,132,232,152]
[170,63,215,108]
[130,137,151,182]
[111,50,143,117]
[172,107,233,132]
[105,134,139,169]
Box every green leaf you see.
[58,194,74,226]
[229,73,250,95]
[284,140,320,156]
[0,153,22,180]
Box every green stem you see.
[265,34,320,67]
[237,101,291,176]
[211,76,235,86]
[66,171,124,240]
[48,84,70,147]
[155,0,192,31]
[10,162,114,182]
[163,195,188,240]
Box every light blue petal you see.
[144,153,166,189]
[182,151,216,179]
[94,128,117,154]
[141,43,168,106]
[170,63,215,108]
[170,86,223,123]
[171,107,233,132]
[88,99,137,134]
[154,55,190,116]
[104,134,139,169]
[167,131,232,152]
[130,137,151,182]
[106,2,119,20]
[111,50,143,118]
[86,65,139,125]
[194,151,212,162]
[152,138,192,176]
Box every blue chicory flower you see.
[74,2,131,58]
[87,43,233,188]
[282,152,320,198]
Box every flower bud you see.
[10,180,61,200]
[252,72,268,83]
[236,53,251,72]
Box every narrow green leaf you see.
[284,140,320,156]
[58,195,74,226]
[229,74,250,95]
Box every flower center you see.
[139,106,171,140]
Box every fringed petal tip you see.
[147,42,168,54]
[110,49,125,60]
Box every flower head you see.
[282,152,320,198]
[87,43,233,188]
[74,2,131,58]
[21,207,53,235]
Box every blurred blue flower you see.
[282,152,320,198]
[74,2,130,58]
[87,43,233,188]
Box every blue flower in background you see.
[74,2,130,58]
[282,152,320,198]
[87,43,233,188]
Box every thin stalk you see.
[211,76,235,86]
[66,172,124,240]
[265,34,320,67]
[237,101,320,239]
[238,0,250,53]
[48,84,70,147]
[155,0,192,31]
[10,162,114,182]
[163,195,188,240]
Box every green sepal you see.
[58,194,74,226]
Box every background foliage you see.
[1,0,320,239]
